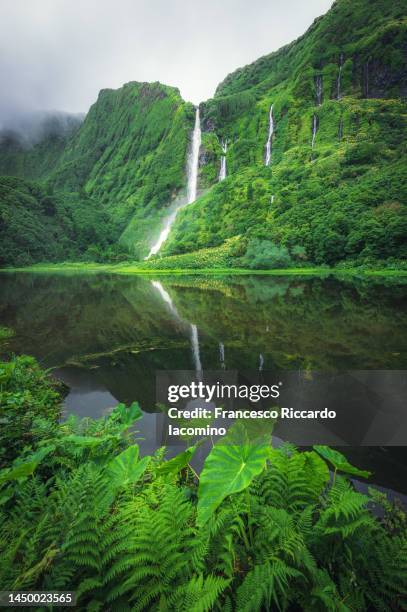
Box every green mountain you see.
[0,0,406,268]
[0,83,194,265]
[164,0,407,267]
[0,112,83,180]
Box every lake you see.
[1,271,406,495]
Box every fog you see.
[1,0,333,128]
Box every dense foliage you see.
[0,177,127,266]
[166,0,407,267]
[0,83,194,264]
[0,355,406,610]
[0,0,406,268]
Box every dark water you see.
[1,272,406,495]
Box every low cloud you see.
[0,0,333,124]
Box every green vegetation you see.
[0,83,193,265]
[168,0,407,268]
[0,0,406,269]
[0,355,406,610]
[0,177,126,267]
[0,113,82,181]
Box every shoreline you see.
[1,263,406,277]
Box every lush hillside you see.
[0,0,406,268]
[0,177,120,266]
[162,0,407,268]
[50,82,194,257]
[0,112,83,181]
[0,83,194,264]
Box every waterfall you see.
[270,195,275,204]
[151,280,202,374]
[315,75,323,106]
[187,108,202,204]
[259,354,264,372]
[311,114,318,149]
[146,108,201,258]
[219,342,225,368]
[190,324,202,373]
[264,105,274,166]
[337,53,344,100]
[219,140,227,181]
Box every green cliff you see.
[0,83,194,265]
[0,0,406,268]
[163,0,407,267]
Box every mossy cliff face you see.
[0,83,194,264]
[52,82,194,257]
[164,0,407,266]
[0,0,406,267]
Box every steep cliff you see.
[163,0,407,266]
[0,0,406,267]
[0,82,194,263]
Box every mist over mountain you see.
[0,0,406,268]
[0,111,84,147]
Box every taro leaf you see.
[157,446,197,477]
[107,445,150,487]
[0,445,56,487]
[313,445,371,479]
[197,423,270,526]
[0,461,38,484]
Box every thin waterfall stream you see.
[265,105,274,166]
[311,114,318,149]
[146,108,201,258]
[219,140,227,181]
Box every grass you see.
[1,262,407,277]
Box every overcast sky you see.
[0,0,333,123]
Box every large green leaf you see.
[107,445,150,487]
[0,445,56,487]
[157,446,197,477]
[197,423,270,526]
[0,461,38,484]
[313,445,371,479]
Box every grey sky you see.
[0,0,333,121]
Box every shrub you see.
[241,239,293,269]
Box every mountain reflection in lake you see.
[1,272,406,493]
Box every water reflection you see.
[1,271,406,492]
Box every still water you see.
[1,272,406,494]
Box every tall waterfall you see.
[265,105,274,166]
[151,280,202,374]
[315,75,323,106]
[311,114,318,149]
[337,53,344,100]
[259,354,264,372]
[219,140,227,181]
[146,108,201,258]
[187,108,202,204]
